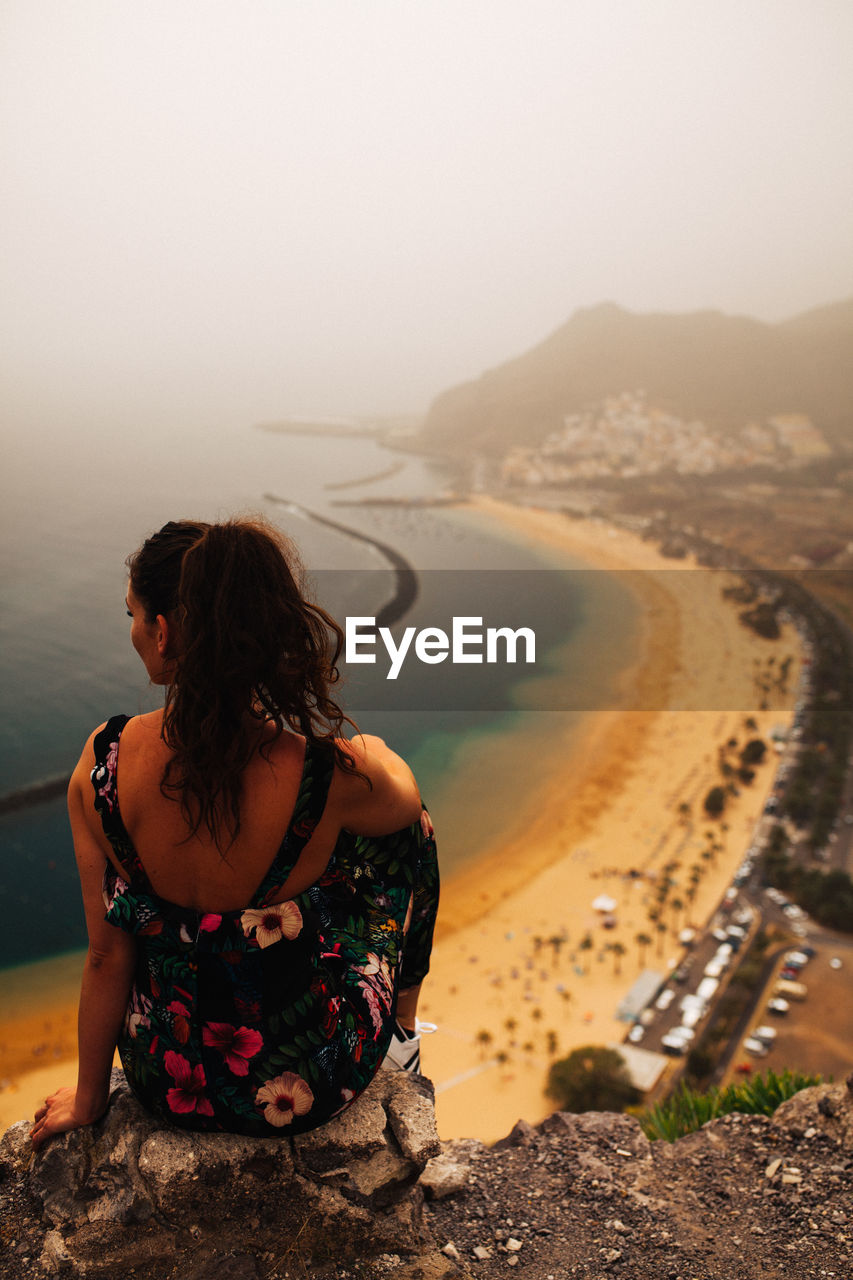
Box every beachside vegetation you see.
[763,833,853,932]
[703,786,726,818]
[545,1046,641,1114]
[637,1068,822,1142]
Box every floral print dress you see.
[91,716,438,1136]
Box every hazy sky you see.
[2,1,852,426]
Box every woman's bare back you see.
[110,710,313,912]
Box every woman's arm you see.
[31,734,137,1151]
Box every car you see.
[744,1037,769,1057]
[670,1025,696,1042]
[704,960,725,979]
[678,928,697,945]
[655,989,675,1011]
[661,1034,688,1055]
[726,925,747,941]
[830,957,843,970]
[767,998,789,1015]
[752,1025,777,1044]
[672,965,690,984]
[681,1005,703,1029]
[785,951,809,967]
[780,967,801,981]
[628,1024,646,1043]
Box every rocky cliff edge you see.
[1,1070,852,1279]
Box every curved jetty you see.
[0,774,70,816]
[263,494,418,627]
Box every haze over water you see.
[2,3,851,970]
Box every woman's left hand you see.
[30,1086,105,1151]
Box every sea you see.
[0,416,641,988]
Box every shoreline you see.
[0,496,800,1138]
[416,496,800,1141]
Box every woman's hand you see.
[30,1085,107,1151]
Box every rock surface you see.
[2,1072,853,1279]
[0,1068,441,1278]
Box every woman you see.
[30,518,438,1148]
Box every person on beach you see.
[30,517,437,1149]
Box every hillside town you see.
[501,390,833,486]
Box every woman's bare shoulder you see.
[329,734,421,833]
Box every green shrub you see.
[637,1069,821,1142]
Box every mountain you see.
[420,299,853,454]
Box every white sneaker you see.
[382,1018,437,1073]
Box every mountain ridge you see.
[420,298,853,455]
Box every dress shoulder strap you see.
[90,714,147,881]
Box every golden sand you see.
[0,497,799,1139]
[416,497,798,1141]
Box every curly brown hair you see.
[127,516,362,849]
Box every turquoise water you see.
[0,421,641,972]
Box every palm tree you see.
[635,931,653,969]
[609,941,626,976]
[578,933,594,973]
[545,1029,559,1056]
[655,920,667,957]
[475,1028,493,1059]
[670,896,685,934]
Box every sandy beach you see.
[0,496,799,1140]
[415,497,799,1142]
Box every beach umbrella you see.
[591,894,617,913]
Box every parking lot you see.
[722,937,853,1085]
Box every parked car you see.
[752,1025,777,1044]
[671,1025,695,1043]
[744,1037,769,1057]
[655,988,675,1011]
[661,1033,689,1055]
[628,1024,645,1044]
[767,998,789,1015]
[774,979,807,1001]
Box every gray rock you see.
[772,1082,853,1147]
[1,1066,440,1276]
[419,1153,471,1200]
